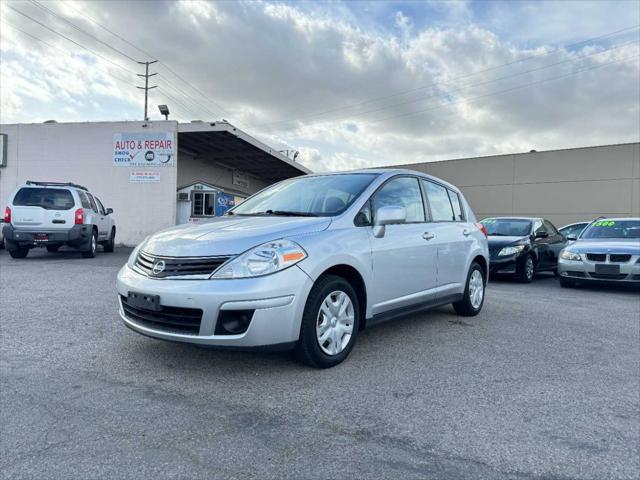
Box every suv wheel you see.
[296,275,359,368]
[453,262,485,316]
[516,255,535,283]
[8,247,29,259]
[103,228,116,253]
[82,231,97,258]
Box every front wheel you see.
[453,262,486,316]
[516,255,535,283]
[296,275,359,368]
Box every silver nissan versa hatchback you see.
[117,170,489,368]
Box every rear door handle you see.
[422,232,435,240]
[463,228,471,236]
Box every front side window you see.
[13,188,74,210]
[372,177,425,223]
[232,174,378,217]
[560,223,587,238]
[581,219,640,239]
[192,192,216,216]
[534,220,546,236]
[423,180,454,221]
[543,220,559,235]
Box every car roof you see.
[482,216,541,221]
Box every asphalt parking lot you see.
[0,248,638,480]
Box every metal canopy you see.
[177,126,309,182]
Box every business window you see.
[192,192,216,217]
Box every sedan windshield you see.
[481,218,532,237]
[580,220,640,239]
[231,173,378,217]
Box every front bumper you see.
[558,257,640,282]
[116,264,314,348]
[2,224,91,249]
[489,253,519,274]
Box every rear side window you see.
[13,188,75,210]
[447,189,465,221]
[86,193,98,212]
[423,180,455,221]
[77,191,91,209]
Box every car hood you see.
[142,215,332,257]
[487,235,529,248]
[566,238,640,255]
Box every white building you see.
[0,120,309,245]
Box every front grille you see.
[120,295,202,334]
[589,273,628,280]
[586,253,606,262]
[135,250,231,278]
[609,254,632,263]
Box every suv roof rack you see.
[25,180,89,192]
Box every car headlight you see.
[498,245,525,256]
[127,237,148,268]
[560,250,582,261]
[211,239,307,279]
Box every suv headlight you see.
[211,239,307,279]
[498,245,525,256]
[560,250,581,261]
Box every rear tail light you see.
[475,222,487,236]
[74,208,84,225]
[4,206,10,223]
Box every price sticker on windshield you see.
[593,221,616,227]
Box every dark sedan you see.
[481,217,566,282]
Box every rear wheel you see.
[8,247,29,259]
[516,255,535,283]
[103,228,115,253]
[46,245,60,253]
[296,275,359,368]
[82,231,97,258]
[453,262,485,316]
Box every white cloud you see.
[1,0,638,170]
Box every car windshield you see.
[231,173,378,217]
[481,218,532,236]
[13,187,75,210]
[580,220,640,239]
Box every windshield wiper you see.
[256,210,319,217]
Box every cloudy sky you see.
[1,0,639,171]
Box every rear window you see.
[13,188,75,210]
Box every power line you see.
[264,38,639,131]
[256,24,640,129]
[370,54,639,125]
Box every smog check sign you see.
[113,132,176,167]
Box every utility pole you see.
[137,60,158,121]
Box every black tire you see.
[295,275,360,368]
[516,254,535,283]
[82,230,98,258]
[559,277,575,288]
[46,245,60,253]
[8,247,29,259]
[103,228,115,253]
[453,262,486,316]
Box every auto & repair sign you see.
[113,132,175,167]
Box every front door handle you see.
[422,232,435,240]
[462,228,471,236]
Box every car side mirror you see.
[535,231,549,239]
[373,206,406,238]
[106,208,114,215]
[565,234,577,241]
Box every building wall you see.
[0,121,179,245]
[393,143,640,227]
[177,152,271,197]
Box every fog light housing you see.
[215,310,254,335]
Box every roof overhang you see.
[177,121,310,182]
